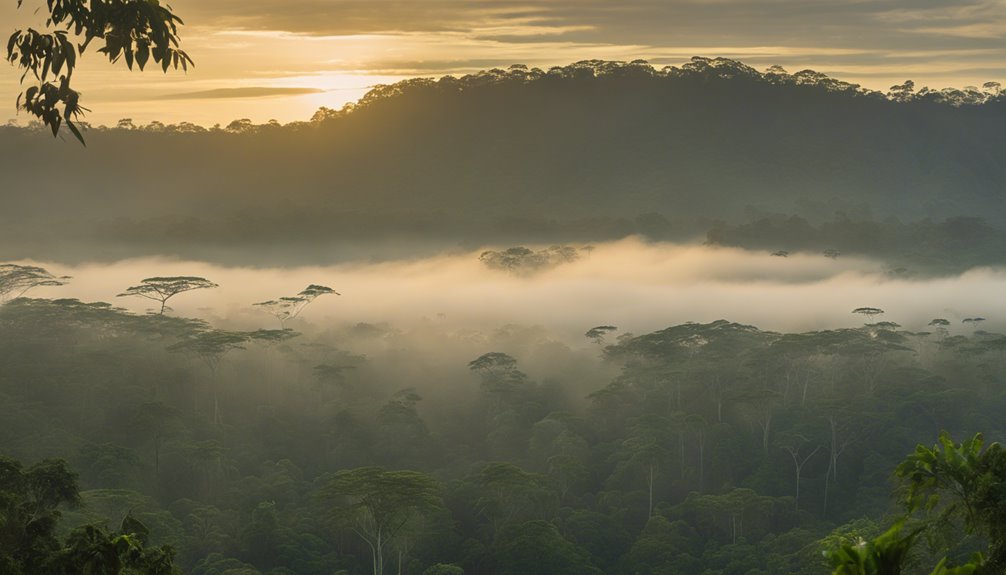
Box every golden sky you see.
[3,0,1006,126]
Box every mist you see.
[24,237,1005,339]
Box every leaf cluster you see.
[7,0,192,143]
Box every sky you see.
[3,0,1006,126]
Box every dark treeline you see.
[2,291,1004,574]
[706,214,1006,275]
[3,57,1006,266]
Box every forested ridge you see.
[2,282,1004,573]
[3,57,1006,269]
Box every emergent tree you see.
[118,276,217,315]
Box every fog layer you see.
[24,238,1005,338]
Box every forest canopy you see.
[2,58,1006,269]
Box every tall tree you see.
[852,307,885,322]
[168,328,248,424]
[253,284,339,328]
[0,264,69,303]
[323,467,441,575]
[778,433,820,512]
[610,414,673,518]
[118,276,217,315]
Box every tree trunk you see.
[213,389,221,426]
[679,432,686,479]
[698,434,705,492]
[154,434,161,476]
[648,462,654,517]
[823,459,831,517]
[376,528,383,575]
[795,467,801,510]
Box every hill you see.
[3,57,1004,265]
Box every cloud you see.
[166,0,1006,82]
[158,87,327,100]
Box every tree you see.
[129,400,182,478]
[167,328,249,424]
[929,319,951,342]
[472,462,554,540]
[323,467,441,575]
[896,432,1006,570]
[57,514,177,575]
[0,456,80,572]
[610,415,673,518]
[7,0,192,143]
[777,434,820,512]
[478,245,580,274]
[823,413,857,517]
[497,520,603,575]
[852,308,885,322]
[118,276,217,315]
[684,488,773,544]
[584,325,618,345]
[253,284,339,328]
[0,456,176,574]
[826,520,979,575]
[0,264,69,303]
[468,352,528,410]
[962,318,986,331]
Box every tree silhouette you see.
[852,307,885,322]
[253,284,339,328]
[963,317,987,331]
[0,263,69,303]
[7,0,193,143]
[117,276,217,315]
[584,325,618,345]
[168,328,248,425]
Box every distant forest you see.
[3,57,1006,269]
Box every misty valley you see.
[3,237,1006,575]
[4,57,1006,575]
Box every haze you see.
[20,239,1004,338]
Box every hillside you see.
[3,57,1005,265]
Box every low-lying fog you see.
[23,237,1006,341]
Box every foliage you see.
[585,325,618,345]
[0,456,176,574]
[7,0,192,143]
[0,264,69,303]
[323,467,441,575]
[118,276,218,315]
[4,295,1006,574]
[825,520,982,575]
[479,246,580,274]
[253,284,339,328]
[896,432,1006,570]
